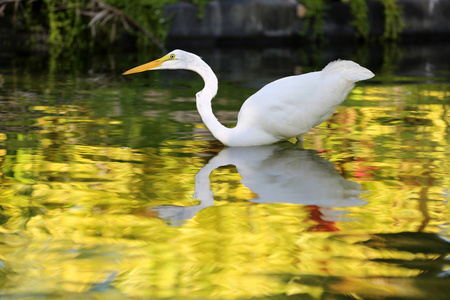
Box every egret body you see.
[123,50,374,147]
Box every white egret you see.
[123,50,374,147]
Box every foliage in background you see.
[2,0,198,53]
[347,0,370,40]
[42,0,91,50]
[300,0,402,41]
[2,0,403,54]
[377,0,403,40]
[299,0,328,40]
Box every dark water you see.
[0,43,449,299]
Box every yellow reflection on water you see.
[0,82,449,299]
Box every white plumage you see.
[123,50,374,147]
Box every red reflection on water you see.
[305,205,340,232]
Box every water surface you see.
[0,45,449,299]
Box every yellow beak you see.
[122,55,169,75]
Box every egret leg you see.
[295,135,304,149]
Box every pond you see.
[0,43,449,299]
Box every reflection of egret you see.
[123,50,374,147]
[155,144,366,224]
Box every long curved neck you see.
[191,60,233,144]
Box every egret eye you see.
[169,54,176,59]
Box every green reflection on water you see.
[0,53,449,299]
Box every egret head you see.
[122,50,193,75]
